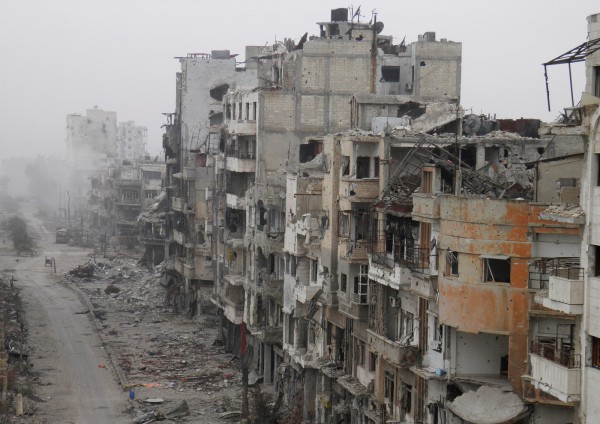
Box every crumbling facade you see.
[136,7,600,424]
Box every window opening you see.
[381,66,400,82]
[483,257,511,283]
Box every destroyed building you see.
[132,7,600,424]
[89,160,164,248]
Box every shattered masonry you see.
[104,8,600,424]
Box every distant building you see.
[117,121,147,161]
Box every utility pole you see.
[241,321,249,418]
[66,190,71,227]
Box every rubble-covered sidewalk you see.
[64,254,245,423]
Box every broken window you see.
[595,66,600,98]
[287,315,295,344]
[299,140,323,163]
[310,258,318,283]
[256,201,267,230]
[340,273,347,293]
[290,256,297,277]
[595,245,600,277]
[209,84,229,101]
[342,156,350,176]
[483,256,511,283]
[338,212,350,238]
[353,266,369,304]
[252,102,257,120]
[357,340,365,366]
[422,169,433,194]
[596,154,600,186]
[232,103,236,121]
[245,103,250,120]
[122,190,138,200]
[238,102,243,120]
[356,156,371,179]
[384,372,395,403]
[401,382,412,415]
[446,250,459,276]
[354,211,370,240]
[399,311,414,342]
[592,336,600,369]
[369,351,377,372]
[381,66,400,82]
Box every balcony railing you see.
[528,257,582,290]
[225,147,255,160]
[405,246,435,271]
[370,252,395,269]
[349,292,368,304]
[530,341,580,369]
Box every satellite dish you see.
[373,21,384,34]
[279,191,286,199]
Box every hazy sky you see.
[1,0,598,160]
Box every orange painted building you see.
[438,196,581,393]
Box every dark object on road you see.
[56,227,68,244]
[105,284,120,294]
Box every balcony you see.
[183,261,195,279]
[529,258,583,314]
[412,193,440,221]
[338,239,369,263]
[404,246,437,275]
[295,284,322,304]
[529,341,581,403]
[174,258,184,275]
[172,197,185,212]
[540,275,584,315]
[337,292,369,320]
[367,329,418,368]
[225,148,256,173]
[339,177,379,205]
[258,325,283,344]
[115,197,141,207]
[224,273,246,287]
[410,275,436,299]
[182,167,196,180]
[226,193,247,210]
[114,179,142,187]
[222,297,244,325]
[369,253,412,290]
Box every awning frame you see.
[543,37,600,111]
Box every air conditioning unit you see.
[405,82,413,91]
[389,296,400,308]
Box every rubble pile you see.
[64,255,245,422]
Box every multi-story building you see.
[66,107,117,204]
[161,49,257,317]
[117,121,148,161]
[90,160,164,249]
[211,8,463,422]
[150,7,600,423]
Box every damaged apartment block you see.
[130,7,600,424]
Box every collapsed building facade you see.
[135,7,600,424]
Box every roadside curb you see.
[55,275,130,389]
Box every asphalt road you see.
[10,213,127,423]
